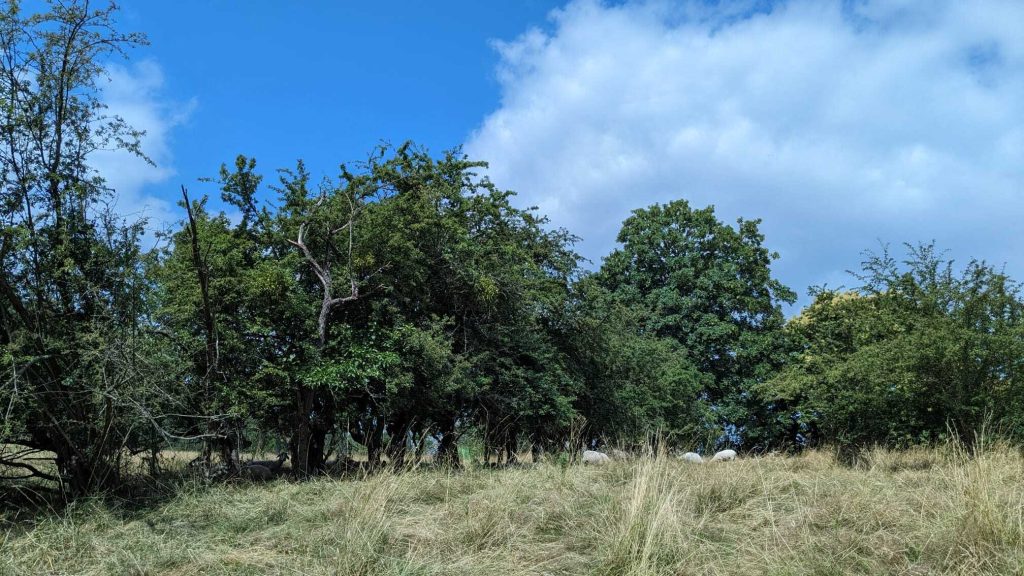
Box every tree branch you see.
[181,186,219,381]
[0,458,59,482]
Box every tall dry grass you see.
[2,442,1023,575]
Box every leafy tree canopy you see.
[597,200,796,448]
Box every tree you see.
[560,277,710,449]
[274,153,396,474]
[597,200,795,449]
[151,143,583,475]
[338,144,581,466]
[0,0,154,494]
[152,155,324,477]
[761,243,1024,451]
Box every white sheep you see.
[680,452,703,464]
[710,449,737,462]
[582,450,611,465]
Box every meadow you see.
[3,442,1023,576]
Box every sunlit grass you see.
[3,443,1023,575]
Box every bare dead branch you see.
[181,185,218,382]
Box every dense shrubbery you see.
[760,244,1024,451]
[2,1,1023,497]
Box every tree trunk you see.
[435,419,461,469]
[482,427,494,465]
[411,422,428,465]
[504,429,519,465]
[365,418,384,470]
[291,386,328,476]
[54,442,117,496]
[287,211,371,479]
[148,445,161,477]
[385,416,411,469]
[217,434,239,474]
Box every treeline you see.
[2,1,1023,496]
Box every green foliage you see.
[561,277,710,446]
[338,144,584,457]
[147,152,336,475]
[0,0,159,493]
[762,243,1024,450]
[596,200,796,448]
[304,325,405,393]
[146,143,587,471]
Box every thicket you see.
[2,1,1022,498]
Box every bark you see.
[287,203,363,477]
[181,187,218,386]
[54,443,117,496]
[350,415,385,470]
[288,217,360,348]
[504,428,519,465]
[181,187,235,472]
[411,422,428,465]
[435,419,461,469]
[291,386,329,476]
[385,416,411,469]
[148,445,160,477]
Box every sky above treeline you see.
[98,0,1024,310]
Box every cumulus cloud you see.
[466,0,1024,304]
[91,60,194,239]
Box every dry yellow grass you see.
[2,443,1023,575]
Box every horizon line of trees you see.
[2,1,1023,498]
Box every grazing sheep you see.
[680,452,703,464]
[710,449,737,462]
[582,450,611,465]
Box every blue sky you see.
[98,1,1024,309]
[106,1,562,210]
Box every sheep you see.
[239,451,288,480]
[241,463,274,481]
[710,449,737,462]
[582,450,611,465]
[680,452,703,464]
[248,452,288,474]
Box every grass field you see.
[2,442,1023,575]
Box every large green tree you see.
[152,144,584,474]
[330,144,582,466]
[597,200,795,449]
[0,0,158,493]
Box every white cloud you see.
[91,60,195,240]
[466,0,1024,304]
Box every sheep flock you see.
[581,448,739,465]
